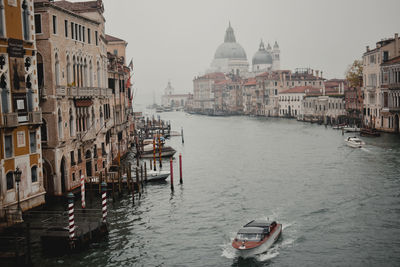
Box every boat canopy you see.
[238,227,269,235]
[244,220,271,228]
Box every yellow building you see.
[0,0,45,216]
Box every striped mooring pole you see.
[67,193,75,245]
[101,182,108,223]
[80,175,86,209]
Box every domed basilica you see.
[208,23,280,76]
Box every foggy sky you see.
[98,0,400,105]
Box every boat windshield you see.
[235,233,263,242]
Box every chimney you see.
[320,71,323,79]
[366,46,370,52]
[316,70,319,78]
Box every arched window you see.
[91,106,95,129]
[58,109,63,139]
[66,55,71,85]
[99,106,103,126]
[84,59,88,87]
[55,53,60,86]
[6,171,13,190]
[72,56,76,86]
[79,58,83,87]
[22,0,30,41]
[1,72,9,113]
[69,108,74,137]
[89,60,93,87]
[31,165,38,183]
[27,74,33,111]
[96,61,100,87]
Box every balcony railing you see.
[1,111,42,128]
[56,86,113,98]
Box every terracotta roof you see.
[53,0,103,14]
[381,55,400,66]
[244,78,256,86]
[200,72,226,80]
[280,86,316,94]
[105,34,126,43]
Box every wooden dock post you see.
[170,158,174,191]
[80,175,86,209]
[181,127,184,144]
[118,167,122,196]
[158,135,162,169]
[179,153,183,184]
[126,165,131,191]
[153,137,156,171]
[140,165,143,188]
[67,193,75,248]
[136,166,141,197]
[150,159,152,171]
[99,172,103,194]
[101,182,108,223]
[129,163,134,204]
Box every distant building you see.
[279,86,316,118]
[161,81,189,108]
[192,72,226,114]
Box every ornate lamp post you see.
[14,167,22,211]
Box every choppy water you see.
[35,112,400,266]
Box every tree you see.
[345,60,363,88]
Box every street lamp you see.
[14,167,22,212]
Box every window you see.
[383,51,389,62]
[35,14,42,34]
[22,0,30,40]
[87,28,91,44]
[75,24,78,40]
[95,31,98,46]
[64,20,68,38]
[5,135,12,158]
[31,166,38,183]
[78,148,82,163]
[72,172,76,181]
[93,144,97,158]
[113,49,118,56]
[55,53,60,85]
[0,0,5,37]
[70,151,75,166]
[71,22,74,39]
[69,108,74,136]
[6,172,13,190]
[82,26,85,42]
[78,25,81,41]
[52,15,57,34]
[29,131,36,153]
[58,109,63,139]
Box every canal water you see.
[35,112,400,266]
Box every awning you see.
[75,99,93,107]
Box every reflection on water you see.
[34,112,400,266]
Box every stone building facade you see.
[0,0,45,214]
[34,0,118,196]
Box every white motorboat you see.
[232,220,282,258]
[146,169,170,182]
[345,136,365,148]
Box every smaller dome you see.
[252,41,272,65]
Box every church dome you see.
[252,41,272,65]
[214,23,247,60]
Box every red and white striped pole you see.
[67,193,75,245]
[101,182,107,223]
[80,175,86,209]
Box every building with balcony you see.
[34,0,113,196]
[0,0,45,215]
[362,33,400,129]
[380,55,400,132]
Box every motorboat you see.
[146,169,170,182]
[232,220,282,258]
[343,126,360,132]
[345,136,365,148]
[360,128,381,137]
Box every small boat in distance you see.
[360,128,381,137]
[232,220,282,258]
[345,136,365,148]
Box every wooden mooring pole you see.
[179,153,183,184]
[101,182,108,223]
[170,158,174,191]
